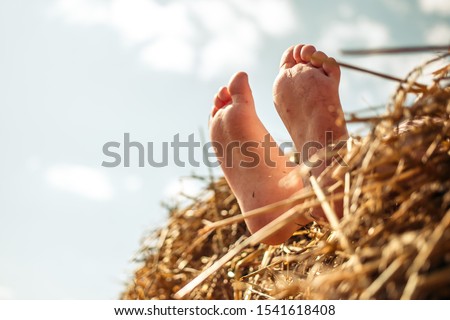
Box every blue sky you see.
[0,0,449,299]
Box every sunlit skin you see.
[209,44,348,245]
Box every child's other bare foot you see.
[209,72,309,245]
[273,44,348,218]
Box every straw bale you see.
[122,55,450,300]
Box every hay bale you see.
[122,56,450,300]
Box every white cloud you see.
[45,164,114,200]
[190,0,237,34]
[230,0,296,36]
[49,0,109,25]
[198,20,261,79]
[163,178,203,201]
[189,0,264,79]
[50,0,297,79]
[110,0,194,46]
[318,17,391,55]
[425,24,450,44]
[140,38,195,73]
[418,0,450,15]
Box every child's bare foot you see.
[209,72,309,245]
[273,44,348,217]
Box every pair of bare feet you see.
[209,44,348,245]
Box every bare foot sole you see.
[209,72,309,245]
[273,44,349,218]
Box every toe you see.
[311,51,328,68]
[211,105,221,118]
[279,45,296,69]
[323,57,341,81]
[300,45,316,63]
[228,72,254,106]
[293,44,305,63]
[212,86,231,117]
[215,86,231,106]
